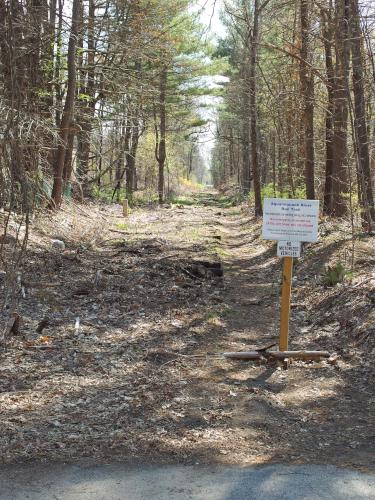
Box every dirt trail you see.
[0,192,374,470]
[194,193,375,469]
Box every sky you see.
[196,0,227,40]
[193,0,227,178]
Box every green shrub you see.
[249,183,307,204]
[92,185,125,203]
[169,195,196,206]
[323,262,352,287]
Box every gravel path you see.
[1,463,375,499]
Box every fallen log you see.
[223,350,331,361]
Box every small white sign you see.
[262,198,319,242]
[277,241,301,258]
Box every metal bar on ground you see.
[223,351,331,360]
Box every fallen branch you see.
[108,229,128,235]
[223,350,331,361]
[26,344,58,350]
[181,266,203,281]
[351,275,375,289]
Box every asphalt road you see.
[0,463,375,499]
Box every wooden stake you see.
[122,199,128,217]
[280,256,293,351]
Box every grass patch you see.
[220,307,237,318]
[205,312,224,326]
[200,194,243,208]
[170,196,197,206]
[216,195,241,208]
[205,305,237,325]
[225,209,241,216]
[182,228,201,241]
[108,238,125,246]
[213,246,230,258]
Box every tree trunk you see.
[54,0,64,128]
[332,0,350,216]
[63,126,75,185]
[322,8,335,214]
[300,0,315,199]
[76,0,96,197]
[112,123,120,198]
[272,131,277,196]
[249,0,262,215]
[229,128,235,177]
[349,0,375,226]
[113,120,130,203]
[286,116,296,197]
[156,67,167,205]
[126,119,140,201]
[50,0,80,207]
[240,63,251,193]
[241,123,251,192]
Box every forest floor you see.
[0,191,375,470]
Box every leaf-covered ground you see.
[0,193,374,470]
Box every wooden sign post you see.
[279,256,293,351]
[277,241,300,350]
[262,198,320,352]
[122,199,129,217]
[223,199,330,363]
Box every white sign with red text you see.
[262,198,319,242]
